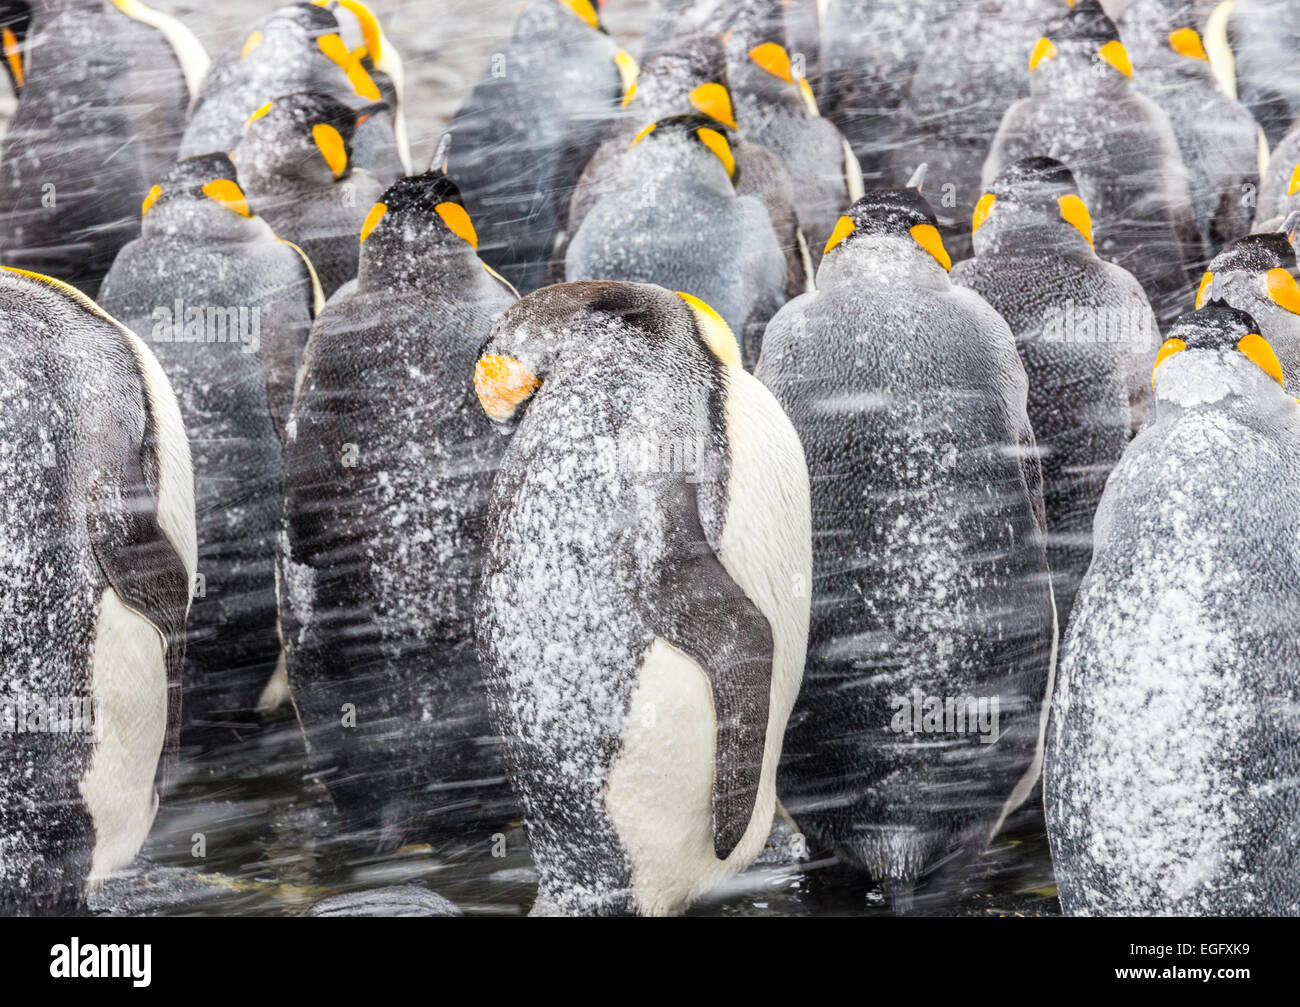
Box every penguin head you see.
[1151,302,1287,405]
[972,157,1096,255]
[820,187,953,283]
[633,35,737,130]
[140,154,263,240]
[1119,0,1213,73]
[1030,0,1134,93]
[716,1,816,112]
[356,169,481,283]
[232,91,386,190]
[1197,232,1300,320]
[241,4,384,105]
[626,114,739,194]
[473,281,740,427]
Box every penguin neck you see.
[1156,351,1284,412]
[1032,63,1132,102]
[634,144,735,200]
[356,228,481,291]
[818,236,950,292]
[976,214,1094,259]
[143,201,269,244]
[517,1,596,40]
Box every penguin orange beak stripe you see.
[1195,271,1214,309]
[436,202,478,249]
[1030,37,1057,71]
[475,354,540,421]
[1169,27,1209,61]
[972,193,996,232]
[1266,268,1300,315]
[823,215,854,255]
[201,178,251,217]
[1058,194,1094,247]
[1151,337,1185,386]
[910,224,951,271]
[318,32,382,101]
[1099,40,1133,78]
[749,42,794,84]
[1238,332,1285,386]
[690,82,738,130]
[3,25,22,88]
[359,202,387,243]
[313,123,349,179]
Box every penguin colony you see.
[0,0,1296,918]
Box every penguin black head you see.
[627,114,739,187]
[634,35,737,130]
[233,91,387,188]
[358,170,476,255]
[972,156,1095,251]
[1152,301,1284,392]
[822,188,952,272]
[473,281,740,426]
[141,154,257,231]
[1031,0,1133,85]
[1198,232,1300,317]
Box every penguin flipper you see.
[636,477,773,861]
[87,419,191,792]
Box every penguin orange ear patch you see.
[1289,162,1300,196]
[202,178,251,218]
[1195,271,1214,309]
[1151,337,1186,386]
[972,193,996,232]
[910,224,951,272]
[1058,194,1094,247]
[1266,268,1300,315]
[1169,27,1209,61]
[823,215,855,255]
[690,82,738,130]
[1238,332,1285,386]
[749,42,794,84]
[241,31,263,60]
[475,354,541,421]
[1099,40,1133,78]
[561,0,600,28]
[359,202,387,243]
[436,202,478,249]
[696,128,735,179]
[1030,37,1057,71]
[312,123,349,179]
[141,184,162,217]
[318,32,381,101]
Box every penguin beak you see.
[475,354,541,422]
[312,123,349,179]
[354,101,389,127]
[749,42,795,84]
[690,83,737,130]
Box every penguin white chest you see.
[79,588,168,886]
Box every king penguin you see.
[717,0,863,262]
[180,2,408,183]
[952,157,1159,628]
[569,32,810,299]
[1120,0,1261,259]
[755,187,1057,909]
[0,266,196,914]
[1195,229,1300,387]
[984,0,1203,328]
[1207,0,1300,147]
[474,280,811,916]
[566,115,787,368]
[1046,302,1300,915]
[1254,123,1300,231]
[98,154,318,753]
[232,91,387,299]
[280,166,519,847]
[0,0,208,296]
[448,0,636,294]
